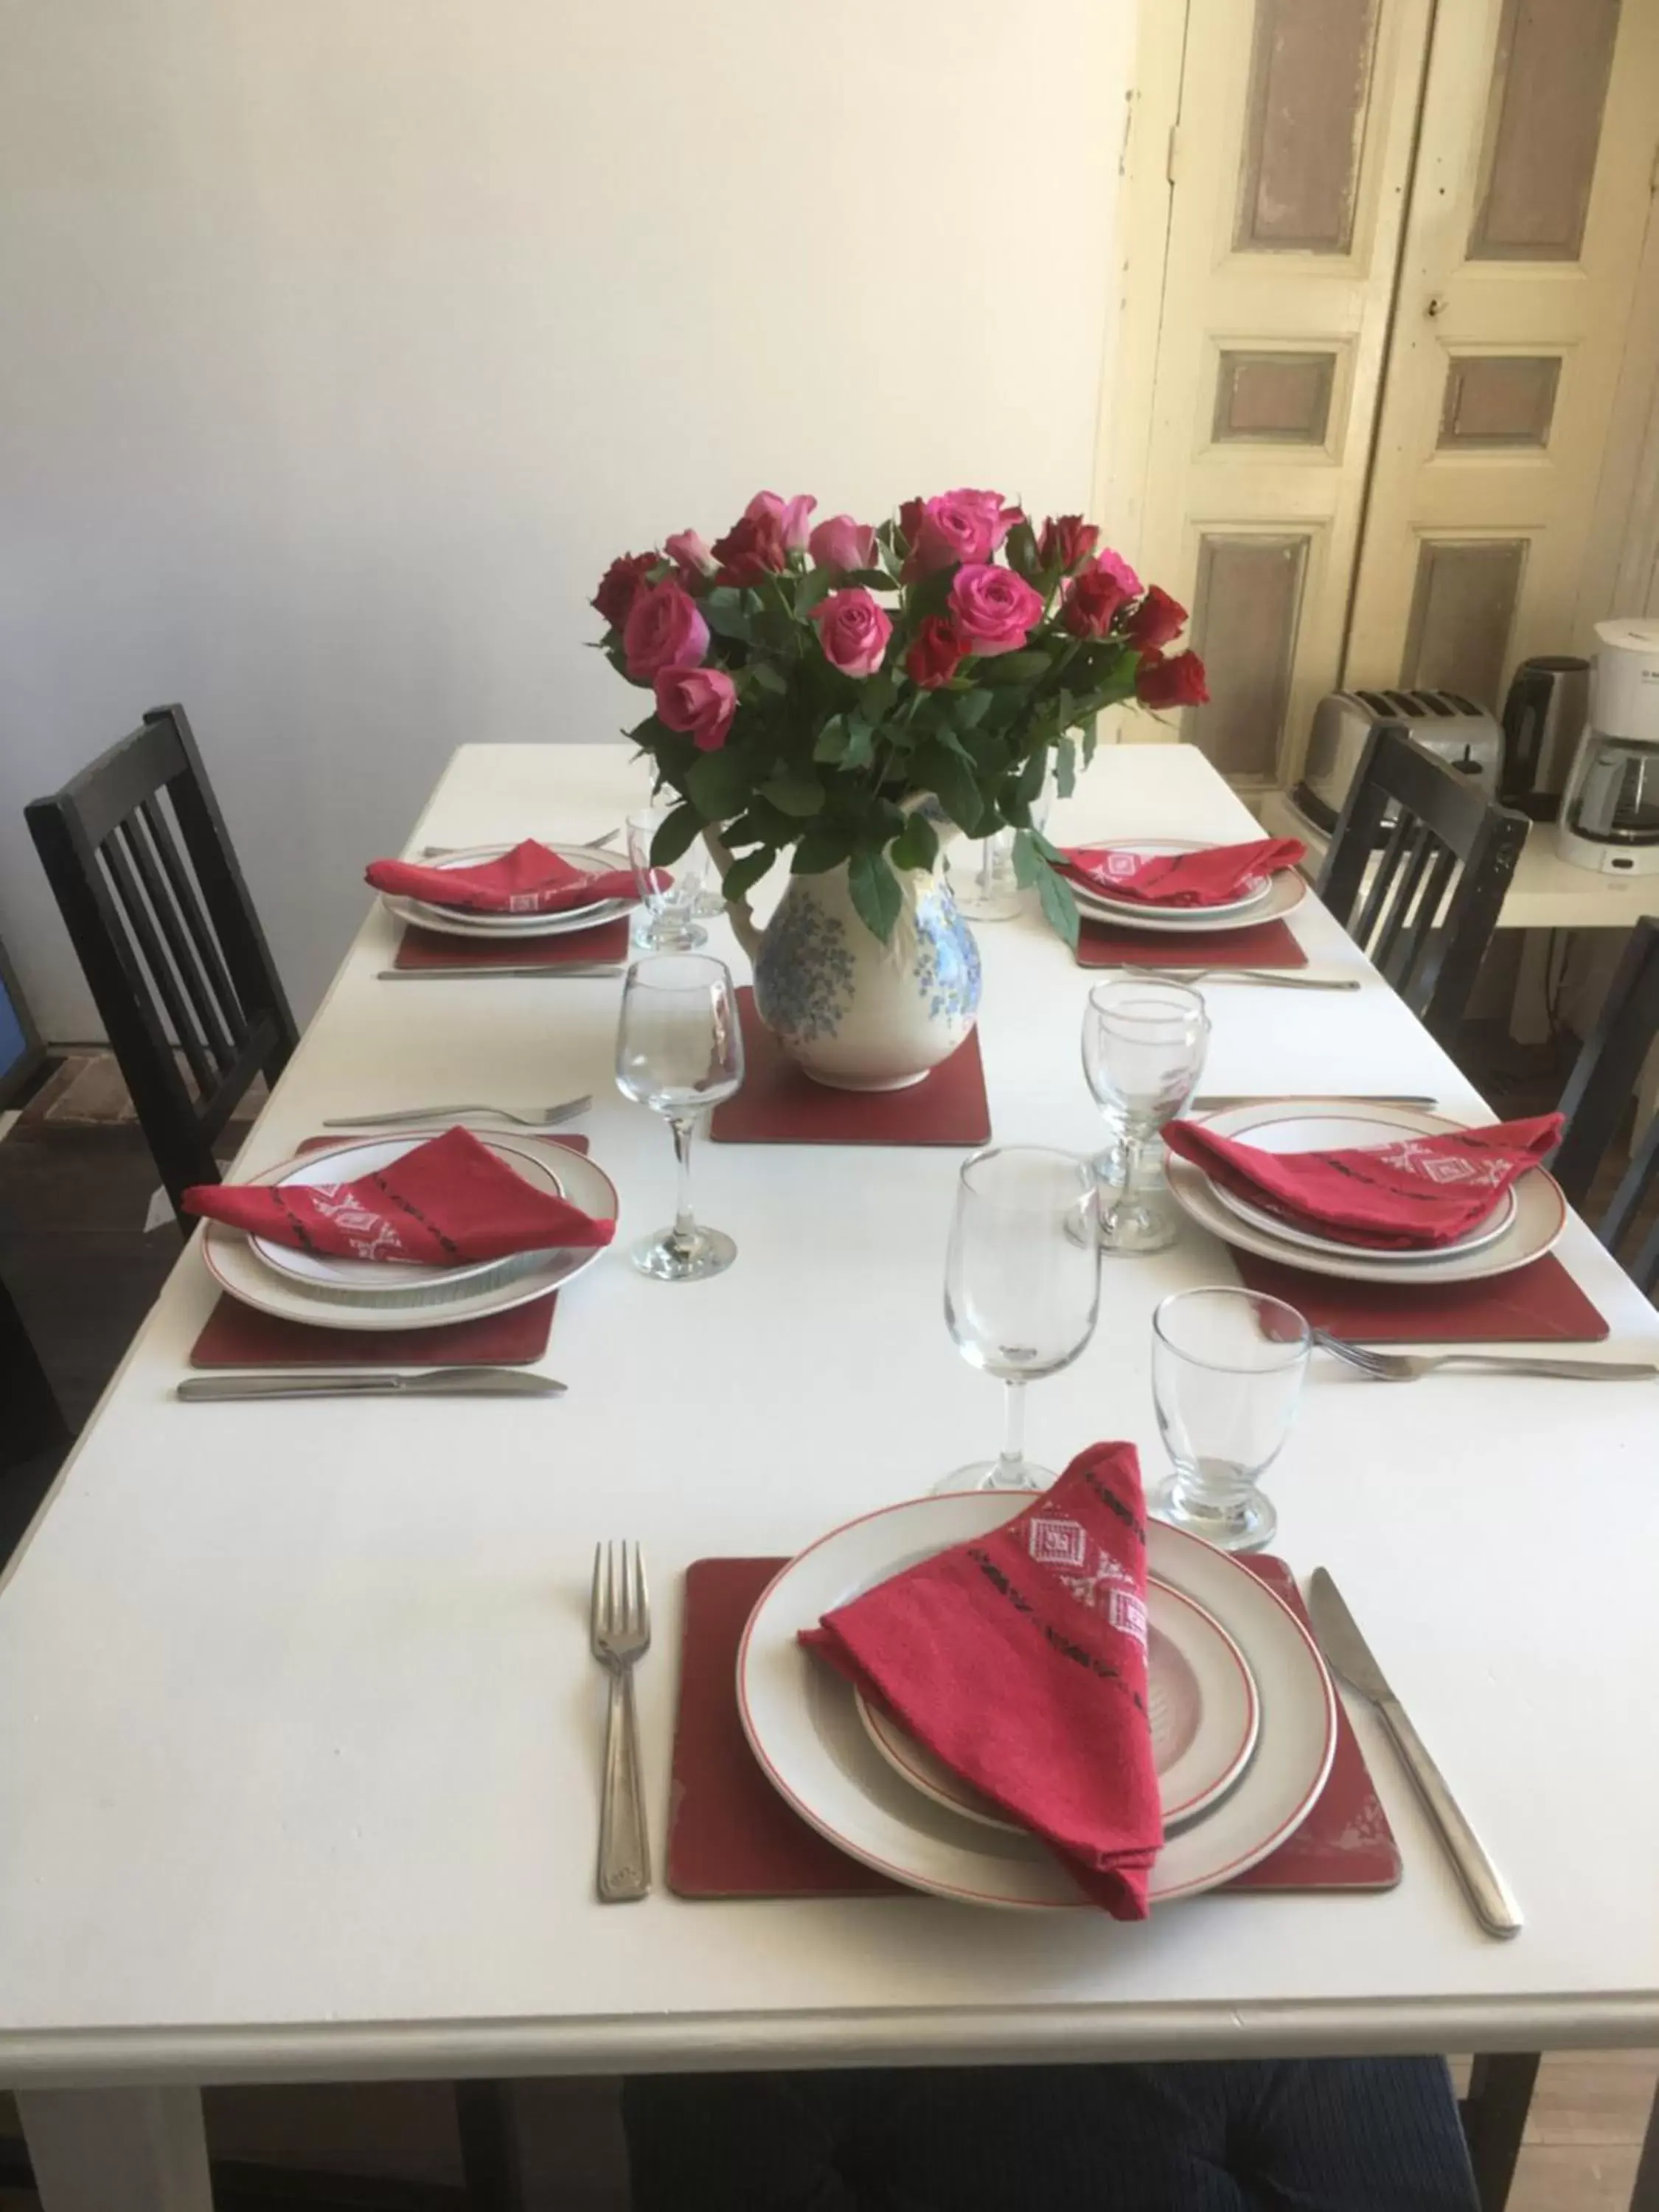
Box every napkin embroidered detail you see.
[182,1127,615,1265]
[1164,1112,1564,1251]
[365,839,639,916]
[1062,838,1305,909]
[800,1442,1162,1919]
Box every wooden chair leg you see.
[1460,2051,1540,2212]
[1630,2074,1659,2212]
[453,2081,525,2212]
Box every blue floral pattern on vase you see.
[913,888,982,1024]
[753,890,857,1045]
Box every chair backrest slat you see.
[27,704,298,1226]
[1315,727,1528,1045]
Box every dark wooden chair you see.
[1551,915,1659,1292]
[1316,727,1529,1046]
[0,1266,67,1475]
[27,706,299,1227]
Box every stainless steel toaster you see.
[1291,689,1503,834]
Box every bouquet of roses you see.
[591,487,1206,945]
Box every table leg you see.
[18,2087,212,2212]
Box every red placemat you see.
[665,1553,1398,1901]
[1230,1248,1608,1345]
[1076,917,1308,970]
[392,917,631,970]
[189,1135,588,1369]
[709,990,990,1147]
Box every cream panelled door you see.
[1133,0,1430,782]
[1343,0,1659,713]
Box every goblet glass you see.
[614,954,744,1281]
[939,1145,1101,1492]
[1081,978,1210,1254]
[1150,1287,1311,1551]
[626,807,709,953]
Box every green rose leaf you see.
[758,773,826,819]
[861,670,897,719]
[843,717,876,770]
[648,801,705,869]
[1035,855,1080,950]
[813,714,850,763]
[845,568,900,592]
[794,568,837,617]
[700,587,755,642]
[720,846,776,904]
[978,650,1054,685]
[1010,826,1043,889]
[847,849,903,943]
[751,661,790,697]
[890,812,939,874]
[1054,734,1078,798]
[953,689,993,731]
[906,566,955,619]
[915,739,984,835]
[686,748,753,821]
[1014,746,1048,804]
[1005,519,1040,580]
[790,826,858,874]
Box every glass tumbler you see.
[1081,978,1210,1254]
[627,807,709,953]
[1150,1287,1311,1551]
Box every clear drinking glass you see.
[950,829,1021,922]
[627,807,709,953]
[939,1145,1102,1492]
[1081,978,1210,1255]
[614,954,745,1281]
[1150,1287,1311,1551]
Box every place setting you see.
[1058,834,1352,989]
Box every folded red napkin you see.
[1062,837,1306,909]
[365,838,637,916]
[800,1443,1162,1918]
[183,1127,615,1264]
[1164,1112,1564,1252]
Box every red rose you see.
[897,495,927,547]
[905,614,967,689]
[654,664,737,752]
[1037,515,1100,574]
[622,577,711,682]
[1062,562,1133,639]
[947,563,1045,656]
[591,552,658,630]
[1135,648,1208,709]
[1125,584,1188,651]
[710,509,788,585]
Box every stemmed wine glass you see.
[614,954,745,1281]
[1150,1287,1311,1551]
[939,1145,1102,1492]
[626,806,711,953]
[1081,978,1210,1255]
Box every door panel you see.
[1343,0,1659,714]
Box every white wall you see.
[0,0,1131,1034]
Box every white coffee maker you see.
[1555,618,1659,876]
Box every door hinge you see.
[1166,124,1180,187]
[1650,138,1659,195]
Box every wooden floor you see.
[1,1060,1655,2208]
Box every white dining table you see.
[6,740,1659,2211]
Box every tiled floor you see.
[1,1056,1655,2207]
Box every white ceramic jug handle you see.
[702,824,764,961]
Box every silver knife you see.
[377,965,625,982]
[1124,969,1361,992]
[178,1368,567,1401]
[1307,1568,1521,1938]
[1191,1093,1440,1112]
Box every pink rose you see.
[654,664,737,751]
[907,487,1026,575]
[810,588,894,679]
[664,529,716,582]
[807,515,878,575]
[947,563,1044,656]
[623,577,710,681]
[745,490,817,552]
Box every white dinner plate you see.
[1069,839,1306,935]
[249,1133,571,1297]
[200,1133,619,1330]
[738,1493,1337,1910]
[382,844,634,941]
[1169,1099,1566,1286]
[1066,839,1277,924]
[1198,1105,1517,1265]
[855,1572,1259,1836]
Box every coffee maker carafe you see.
[1555,620,1659,877]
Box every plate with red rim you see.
[1170,1100,1565,1285]
[737,1491,1337,1910]
[1067,839,1307,933]
[854,1571,1259,1837]
[200,1132,619,1330]
[380,844,636,941]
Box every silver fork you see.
[321,1093,592,1130]
[1124,967,1360,992]
[590,1541,652,1902]
[1312,1328,1659,1382]
[417,827,622,859]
